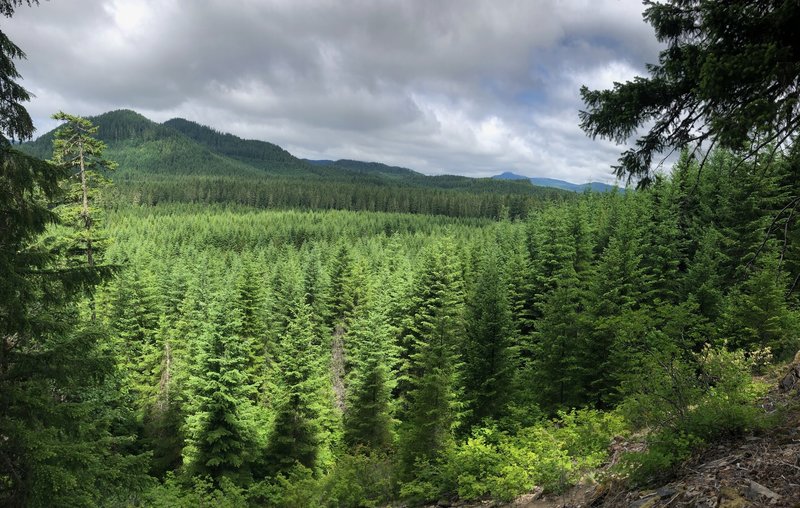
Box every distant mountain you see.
[18,110,573,217]
[493,172,619,193]
[20,109,268,179]
[494,171,529,181]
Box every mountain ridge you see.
[17,109,573,217]
[493,171,620,193]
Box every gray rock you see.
[656,486,679,498]
[746,480,780,501]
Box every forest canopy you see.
[580,0,800,186]
[2,0,800,506]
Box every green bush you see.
[400,410,625,503]
[620,344,768,484]
[321,452,396,507]
[248,466,321,508]
[141,474,248,508]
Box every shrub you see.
[619,344,768,484]
[321,451,396,507]
[400,410,625,503]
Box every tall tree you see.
[50,112,117,273]
[398,240,465,477]
[343,283,398,451]
[182,283,262,485]
[1,4,147,504]
[263,301,331,476]
[462,243,514,429]
[580,0,800,186]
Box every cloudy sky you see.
[6,0,662,183]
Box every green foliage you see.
[620,345,768,484]
[462,243,515,429]
[142,473,248,508]
[264,301,332,476]
[50,112,117,272]
[320,452,396,508]
[580,0,800,185]
[249,465,321,508]
[398,240,466,477]
[401,410,625,503]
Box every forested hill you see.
[19,110,571,218]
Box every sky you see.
[5,0,663,183]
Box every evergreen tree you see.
[462,244,514,429]
[582,202,649,408]
[182,284,261,485]
[264,301,330,475]
[343,284,397,451]
[720,254,800,358]
[398,240,465,476]
[50,112,117,272]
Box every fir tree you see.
[462,244,514,429]
[398,240,465,476]
[182,284,261,485]
[264,301,330,475]
[343,284,397,451]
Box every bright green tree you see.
[182,283,262,485]
[264,301,331,475]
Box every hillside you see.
[20,110,571,218]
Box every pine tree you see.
[720,254,800,358]
[462,244,514,429]
[50,112,117,272]
[182,284,261,485]
[398,240,465,476]
[263,301,330,475]
[581,201,649,408]
[343,281,398,451]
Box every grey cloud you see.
[5,0,661,182]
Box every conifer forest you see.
[2,1,800,506]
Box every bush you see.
[141,473,248,508]
[321,451,396,507]
[248,465,321,508]
[620,344,768,484]
[400,410,625,503]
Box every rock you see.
[511,487,543,507]
[779,363,800,392]
[436,500,451,507]
[746,480,780,501]
[656,486,678,498]
[629,493,657,508]
[779,352,800,392]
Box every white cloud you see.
[5,0,660,183]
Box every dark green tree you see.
[580,0,800,186]
[398,240,465,477]
[0,0,37,143]
[462,244,515,429]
